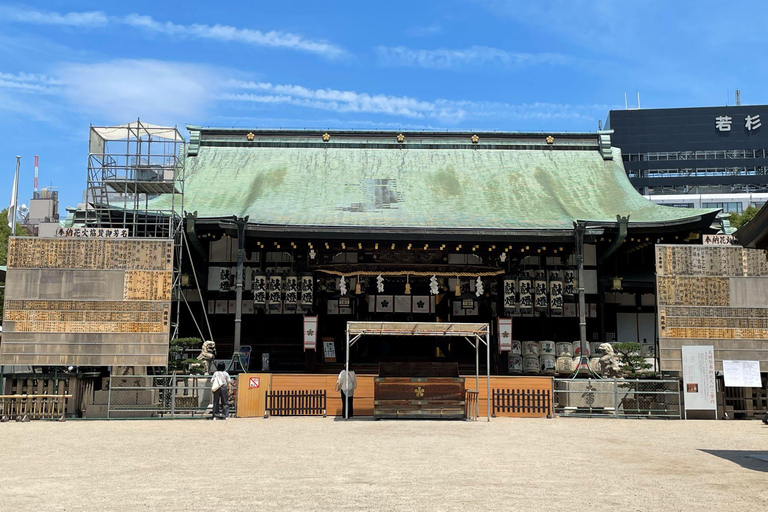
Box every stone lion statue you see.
[189,340,216,374]
[598,343,622,379]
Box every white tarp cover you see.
[89,121,183,154]
[347,321,488,337]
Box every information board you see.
[723,360,762,388]
[681,345,717,413]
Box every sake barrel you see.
[555,342,573,358]
[508,355,523,374]
[539,340,556,355]
[540,354,556,375]
[522,341,540,357]
[590,341,604,355]
[523,355,540,374]
[511,340,522,356]
[573,341,590,357]
[556,355,575,375]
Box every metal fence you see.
[553,379,682,419]
[107,374,236,419]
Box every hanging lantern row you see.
[503,270,574,315]
[252,271,313,311]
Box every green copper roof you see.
[160,130,716,234]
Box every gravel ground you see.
[1,417,766,511]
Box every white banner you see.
[682,345,717,411]
[303,316,318,350]
[497,318,512,353]
[723,360,762,387]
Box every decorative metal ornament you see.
[322,132,331,142]
[471,134,479,144]
[247,132,255,141]
[396,133,405,143]
[546,135,555,144]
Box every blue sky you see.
[1,0,766,213]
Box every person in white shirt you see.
[335,368,357,418]
[211,363,232,420]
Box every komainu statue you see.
[190,340,216,374]
[598,343,622,379]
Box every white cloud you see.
[0,6,346,58]
[0,5,108,26]
[1,59,611,127]
[120,14,346,58]
[223,80,465,121]
[222,80,610,124]
[376,45,569,70]
[0,71,60,93]
[53,60,222,123]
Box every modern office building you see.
[606,104,768,213]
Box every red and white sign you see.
[248,377,260,389]
[497,318,513,353]
[303,315,318,350]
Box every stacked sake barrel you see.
[508,340,523,374]
[539,340,556,374]
[522,341,540,374]
[555,342,575,374]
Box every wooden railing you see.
[492,389,551,418]
[465,390,479,420]
[0,394,72,422]
[265,389,327,417]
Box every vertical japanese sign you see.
[681,345,717,412]
[497,318,512,353]
[303,315,318,351]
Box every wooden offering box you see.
[374,362,465,419]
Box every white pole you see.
[345,328,350,420]
[475,334,479,419]
[486,332,491,422]
[9,156,20,236]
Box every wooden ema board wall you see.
[240,374,552,418]
[656,244,768,372]
[0,238,173,366]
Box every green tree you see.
[612,342,653,376]
[729,205,760,230]
[168,337,204,374]
[0,208,30,322]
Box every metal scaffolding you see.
[86,119,186,339]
